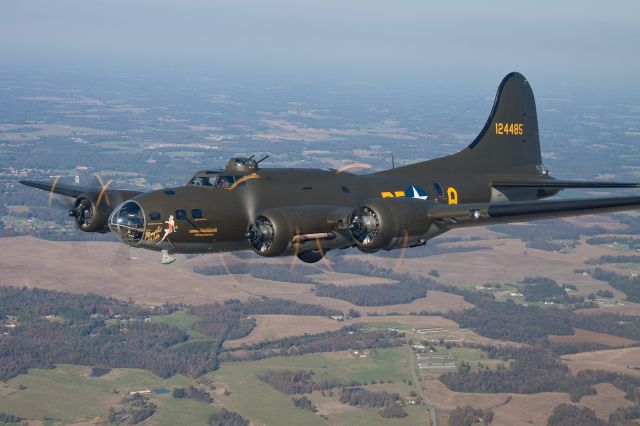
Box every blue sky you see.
[1,1,639,89]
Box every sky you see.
[1,0,639,90]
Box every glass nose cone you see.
[109,201,145,244]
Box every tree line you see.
[0,288,348,382]
[440,344,640,403]
[314,281,427,306]
[339,387,408,418]
[172,385,213,403]
[221,326,404,362]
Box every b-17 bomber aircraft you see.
[21,72,640,264]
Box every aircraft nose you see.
[108,200,146,245]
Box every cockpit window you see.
[215,176,236,188]
[190,176,214,186]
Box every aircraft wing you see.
[427,196,640,229]
[19,180,142,199]
[20,180,92,198]
[492,180,640,189]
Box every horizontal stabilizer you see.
[493,180,640,189]
[427,195,640,228]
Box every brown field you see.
[549,328,637,347]
[225,314,505,349]
[561,347,640,377]
[224,315,345,348]
[360,226,628,298]
[580,383,635,420]
[576,302,640,317]
[424,379,630,426]
[0,238,473,320]
[424,378,571,426]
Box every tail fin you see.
[463,72,541,173]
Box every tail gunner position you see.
[21,73,640,264]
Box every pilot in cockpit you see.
[191,176,213,186]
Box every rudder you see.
[464,72,541,173]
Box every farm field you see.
[423,378,633,426]
[561,347,640,377]
[0,365,216,425]
[548,327,637,347]
[210,348,429,426]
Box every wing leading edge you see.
[427,196,640,229]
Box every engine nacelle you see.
[69,192,112,232]
[348,198,433,252]
[246,206,340,257]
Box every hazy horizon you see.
[1,1,639,92]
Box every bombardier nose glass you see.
[109,201,145,244]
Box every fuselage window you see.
[149,212,161,221]
[164,189,176,195]
[341,186,351,193]
[191,209,203,219]
[175,210,187,220]
[433,182,444,198]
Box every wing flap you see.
[427,196,640,228]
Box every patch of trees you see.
[222,327,403,362]
[208,408,249,426]
[574,313,640,340]
[0,412,24,423]
[0,286,150,322]
[441,346,572,395]
[586,236,640,249]
[172,385,213,403]
[339,387,407,418]
[449,405,494,425]
[521,277,566,302]
[194,262,318,284]
[258,370,345,394]
[0,287,224,380]
[548,342,610,356]
[292,395,318,412]
[90,367,111,377]
[573,370,640,402]
[585,255,640,265]
[314,281,427,306]
[547,404,606,426]
[442,345,640,403]
[445,300,574,343]
[608,405,640,425]
[109,393,157,425]
[588,268,640,302]
[491,219,607,245]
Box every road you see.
[408,346,438,426]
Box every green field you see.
[210,348,429,426]
[0,365,214,425]
[152,309,206,339]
